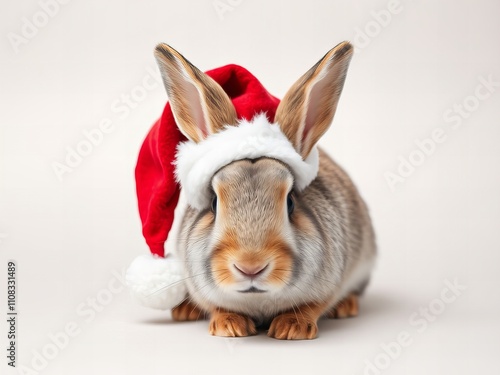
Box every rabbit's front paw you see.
[268,313,318,340]
[209,310,257,337]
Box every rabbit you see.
[154,41,376,340]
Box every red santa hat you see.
[126,62,319,310]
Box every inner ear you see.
[182,79,210,140]
[158,56,211,142]
[302,63,346,151]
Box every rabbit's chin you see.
[218,281,284,295]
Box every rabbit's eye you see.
[211,196,218,213]
[287,193,294,215]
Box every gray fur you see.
[178,151,376,322]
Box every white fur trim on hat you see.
[175,114,319,210]
[126,254,187,310]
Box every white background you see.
[1,0,500,374]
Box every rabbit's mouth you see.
[237,286,267,293]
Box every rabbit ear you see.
[154,43,238,143]
[275,41,353,159]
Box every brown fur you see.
[172,299,207,321]
[211,229,293,287]
[327,294,359,319]
[268,300,330,340]
[209,309,257,337]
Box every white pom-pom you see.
[126,254,187,310]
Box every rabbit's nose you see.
[233,263,269,279]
